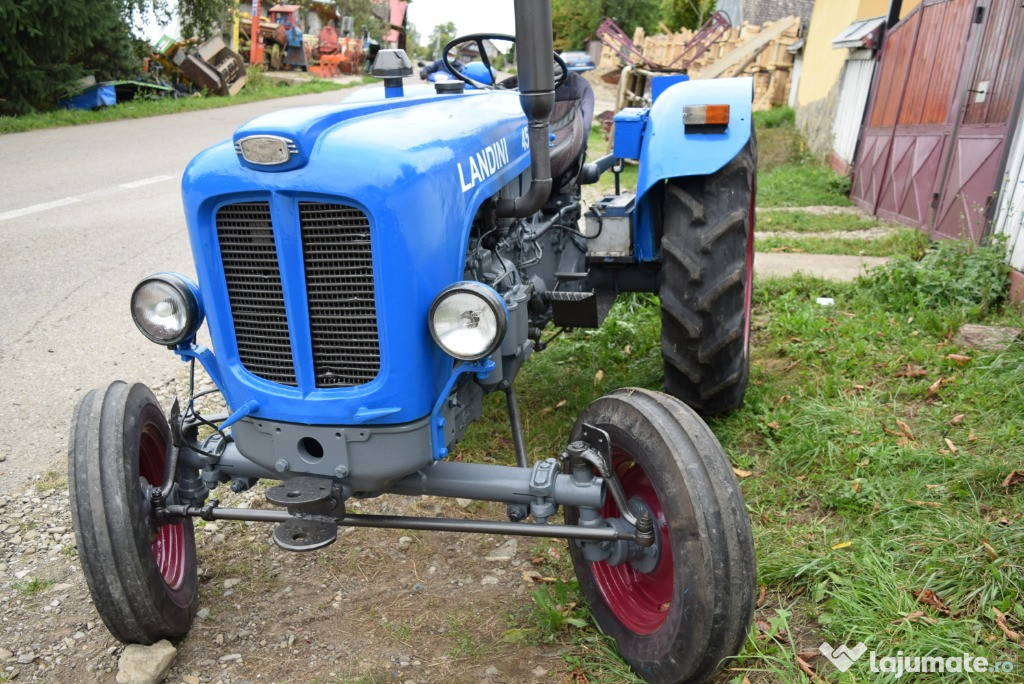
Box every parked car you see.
[559,50,596,72]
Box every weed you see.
[14,578,53,596]
[758,162,854,207]
[531,579,588,641]
[753,106,795,129]
[861,237,1009,319]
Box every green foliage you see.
[531,580,588,641]
[423,21,458,59]
[660,0,716,31]
[862,237,1009,319]
[0,0,140,114]
[552,0,661,51]
[753,106,794,129]
[177,0,234,40]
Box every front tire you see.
[69,381,198,644]
[567,388,756,683]
[660,134,756,414]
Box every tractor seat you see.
[549,72,595,190]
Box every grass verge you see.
[456,239,1023,681]
[0,71,371,135]
[756,227,929,258]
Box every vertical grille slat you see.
[300,202,381,387]
[216,202,298,386]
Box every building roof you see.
[832,16,885,49]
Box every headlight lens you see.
[131,274,203,346]
[429,282,507,361]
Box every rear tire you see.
[567,388,756,683]
[69,381,198,644]
[660,133,756,414]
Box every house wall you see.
[795,0,889,159]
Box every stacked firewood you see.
[598,16,801,111]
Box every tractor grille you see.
[300,202,381,387]
[216,202,297,386]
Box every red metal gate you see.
[850,0,1024,241]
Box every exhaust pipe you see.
[496,0,555,218]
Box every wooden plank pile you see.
[598,16,800,111]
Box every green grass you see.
[0,70,372,135]
[459,239,1023,681]
[758,162,854,208]
[756,227,929,258]
[758,210,882,233]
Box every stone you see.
[484,665,500,676]
[16,654,36,664]
[0,648,12,660]
[196,608,211,619]
[954,324,1023,351]
[397,536,413,551]
[183,676,201,684]
[115,639,177,684]
[218,653,242,663]
[480,576,499,585]
[485,539,517,561]
[223,578,240,590]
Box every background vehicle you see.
[68,1,757,681]
[559,50,596,73]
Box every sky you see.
[404,0,516,38]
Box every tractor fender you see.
[633,76,753,199]
[624,77,753,261]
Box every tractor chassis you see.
[149,416,656,561]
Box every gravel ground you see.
[0,367,574,684]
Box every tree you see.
[551,0,661,51]
[424,21,458,59]
[660,0,716,31]
[0,0,140,115]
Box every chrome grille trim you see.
[300,202,381,387]
[215,202,297,386]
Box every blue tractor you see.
[69,2,756,681]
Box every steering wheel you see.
[441,33,568,91]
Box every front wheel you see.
[567,388,756,683]
[69,381,199,644]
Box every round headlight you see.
[429,282,508,361]
[131,274,203,346]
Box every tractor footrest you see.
[547,290,615,328]
[272,516,338,552]
[266,476,334,507]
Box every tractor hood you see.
[180,86,533,426]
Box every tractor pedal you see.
[272,516,338,552]
[266,476,334,507]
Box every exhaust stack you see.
[496,0,555,218]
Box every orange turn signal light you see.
[682,104,730,127]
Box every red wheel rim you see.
[138,425,187,591]
[591,446,674,635]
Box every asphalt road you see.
[0,89,361,497]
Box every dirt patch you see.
[0,480,574,683]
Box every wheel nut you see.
[275,459,290,473]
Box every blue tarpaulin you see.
[61,84,117,110]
